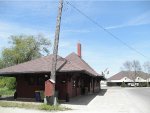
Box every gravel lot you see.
[0,87,150,113]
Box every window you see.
[61,80,66,84]
[72,80,76,88]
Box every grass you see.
[0,101,71,111]
[38,104,71,111]
[0,88,71,111]
[0,101,39,109]
[0,87,15,96]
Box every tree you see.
[132,60,142,84]
[0,59,4,69]
[121,81,126,87]
[123,61,132,71]
[143,61,150,74]
[143,61,150,87]
[1,34,51,67]
[122,60,142,86]
[0,34,51,90]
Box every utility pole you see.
[51,0,63,105]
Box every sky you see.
[0,0,150,78]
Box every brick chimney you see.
[77,43,81,58]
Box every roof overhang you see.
[0,69,105,80]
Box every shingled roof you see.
[60,52,99,76]
[108,71,150,80]
[0,52,101,77]
[0,55,66,75]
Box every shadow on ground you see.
[0,96,14,101]
[0,89,108,105]
[98,89,107,96]
[0,96,38,102]
[62,89,107,105]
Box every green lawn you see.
[0,87,71,111]
[0,101,71,111]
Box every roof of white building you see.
[108,71,150,81]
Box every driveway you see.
[0,87,150,113]
[124,87,150,113]
[62,87,150,113]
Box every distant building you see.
[107,71,150,86]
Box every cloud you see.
[106,10,150,29]
[0,20,53,39]
[128,11,150,25]
[62,29,91,33]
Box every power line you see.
[65,1,149,60]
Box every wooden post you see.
[50,0,63,105]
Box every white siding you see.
[135,77,146,82]
[109,77,133,83]
[109,76,150,83]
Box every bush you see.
[121,82,126,87]
[139,82,147,87]
[0,77,6,88]
[147,82,150,87]
[0,87,15,96]
[0,77,16,89]
[5,77,16,89]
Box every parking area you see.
[62,87,150,113]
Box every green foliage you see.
[1,34,51,67]
[121,81,126,87]
[5,77,16,89]
[0,34,51,91]
[0,87,15,96]
[0,101,70,111]
[0,34,51,93]
[0,77,16,90]
[38,104,69,111]
[0,59,4,69]
[139,82,147,87]
[0,101,39,109]
[0,77,6,88]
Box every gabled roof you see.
[108,71,150,80]
[0,55,66,75]
[0,52,101,77]
[60,52,99,76]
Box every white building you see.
[107,71,150,86]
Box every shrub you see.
[0,77,16,90]
[38,104,70,111]
[0,77,6,88]
[5,77,16,89]
[139,82,147,87]
[121,81,126,87]
[147,82,150,87]
[0,87,15,96]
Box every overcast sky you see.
[0,0,150,77]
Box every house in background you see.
[0,43,105,101]
[107,71,150,86]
